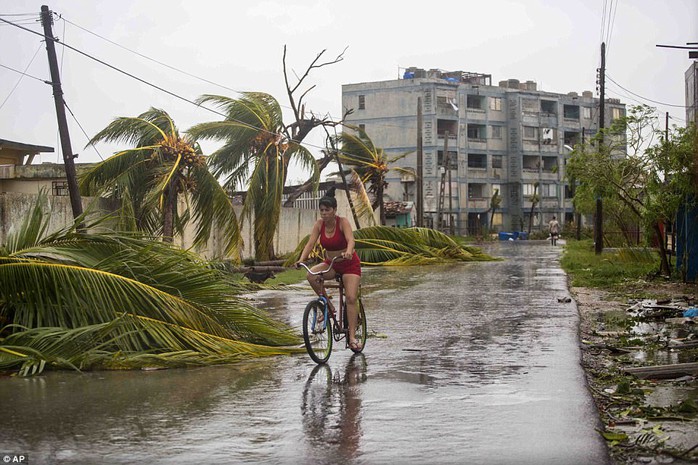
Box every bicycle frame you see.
[298,257,366,363]
[299,258,349,343]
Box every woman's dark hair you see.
[319,186,338,209]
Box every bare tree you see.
[281,46,353,207]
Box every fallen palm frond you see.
[354,226,494,265]
[0,193,301,376]
[285,225,494,266]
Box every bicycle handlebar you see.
[296,256,341,275]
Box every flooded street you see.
[1,241,610,465]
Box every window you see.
[491,155,503,169]
[564,184,574,199]
[490,125,502,139]
[564,131,580,146]
[583,107,592,119]
[611,107,623,120]
[523,126,539,140]
[467,124,486,140]
[358,95,365,110]
[491,184,501,197]
[467,153,487,169]
[522,99,538,114]
[438,150,458,169]
[523,183,537,196]
[438,119,458,138]
[523,155,539,171]
[466,95,485,110]
[52,181,69,196]
[468,183,485,199]
[540,184,557,198]
[358,124,366,132]
[563,105,580,120]
[489,97,502,111]
[541,100,556,115]
[542,156,558,172]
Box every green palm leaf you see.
[0,195,300,376]
[189,93,318,261]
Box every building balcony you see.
[465,198,489,209]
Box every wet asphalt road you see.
[0,240,610,465]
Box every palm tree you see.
[336,128,410,225]
[80,108,241,256]
[0,193,300,376]
[188,93,318,261]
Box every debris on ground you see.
[574,286,698,465]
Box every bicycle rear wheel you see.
[302,300,333,364]
[351,299,367,353]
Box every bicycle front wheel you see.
[303,300,333,364]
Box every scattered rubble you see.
[574,286,698,465]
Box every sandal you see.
[348,339,363,353]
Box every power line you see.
[59,15,241,96]
[0,15,270,134]
[0,43,44,111]
[606,74,686,108]
[0,62,50,84]
[0,14,357,160]
[63,100,104,161]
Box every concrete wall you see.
[1,190,368,261]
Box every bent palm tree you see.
[188,93,318,261]
[0,194,299,376]
[80,108,240,257]
[337,128,410,225]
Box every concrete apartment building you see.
[342,67,627,235]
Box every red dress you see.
[320,218,361,276]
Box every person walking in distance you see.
[295,187,363,352]
[548,215,560,246]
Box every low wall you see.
[0,192,366,261]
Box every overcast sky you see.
[1,0,696,183]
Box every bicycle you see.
[297,257,367,364]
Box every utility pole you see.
[416,97,424,227]
[595,42,606,255]
[448,141,454,235]
[437,132,450,231]
[575,128,585,240]
[41,5,83,222]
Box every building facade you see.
[342,67,626,235]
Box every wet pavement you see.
[0,241,610,465]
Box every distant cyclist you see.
[548,216,560,246]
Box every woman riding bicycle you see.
[295,187,363,351]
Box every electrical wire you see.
[59,15,240,96]
[0,44,44,111]
[0,15,270,134]
[0,14,361,159]
[606,74,686,108]
[63,100,104,161]
[0,62,49,84]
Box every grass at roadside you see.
[560,239,659,289]
[265,267,306,286]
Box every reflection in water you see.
[301,354,367,461]
[1,242,610,464]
